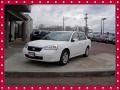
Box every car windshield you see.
[42,31,72,41]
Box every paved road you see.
[90,42,115,55]
[6,76,115,86]
[5,41,115,72]
[5,53,115,72]
[5,42,115,85]
[5,41,115,60]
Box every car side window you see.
[79,33,87,40]
[71,32,80,41]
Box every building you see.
[20,14,33,41]
[4,5,32,48]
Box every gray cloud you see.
[28,4,115,33]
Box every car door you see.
[78,33,87,55]
[70,32,81,57]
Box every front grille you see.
[28,46,42,52]
[25,54,43,60]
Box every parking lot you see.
[5,40,115,58]
[4,4,116,86]
[5,41,115,72]
[90,41,115,55]
[5,41,116,85]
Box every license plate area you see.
[28,52,35,57]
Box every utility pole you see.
[84,13,88,36]
[63,16,64,31]
[84,13,88,27]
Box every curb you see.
[5,71,115,77]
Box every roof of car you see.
[53,31,74,32]
[49,31,84,33]
[33,30,85,34]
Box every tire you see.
[59,50,69,65]
[83,47,89,57]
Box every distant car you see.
[23,31,91,65]
[105,35,115,44]
[92,34,106,43]
[91,33,100,41]
[30,30,50,41]
[87,33,93,40]
[98,35,108,43]
[94,35,101,42]
[112,37,115,44]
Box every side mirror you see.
[71,38,78,42]
[71,39,75,42]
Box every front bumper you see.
[23,47,61,62]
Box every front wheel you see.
[59,51,69,65]
[83,47,89,57]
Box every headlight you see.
[43,44,58,50]
[24,43,28,48]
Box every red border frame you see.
[0,0,120,90]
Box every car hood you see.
[28,40,68,47]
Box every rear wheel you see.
[59,51,69,65]
[83,47,89,57]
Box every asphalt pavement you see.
[6,75,115,86]
[5,41,116,85]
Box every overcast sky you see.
[28,5,115,33]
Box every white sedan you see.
[23,31,91,65]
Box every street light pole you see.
[103,20,104,34]
[102,18,106,34]
[101,19,103,35]
[101,18,106,35]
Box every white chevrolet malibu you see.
[23,31,91,65]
